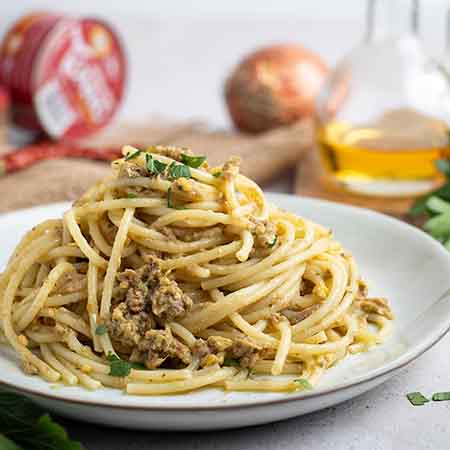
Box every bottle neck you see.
[365,0,419,43]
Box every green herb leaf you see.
[426,196,450,214]
[212,171,223,178]
[107,352,132,377]
[145,153,155,173]
[223,358,240,367]
[95,324,107,336]
[124,149,141,161]
[0,390,84,449]
[127,192,138,199]
[406,392,430,406]
[167,187,185,210]
[432,391,450,401]
[180,154,207,168]
[32,414,84,450]
[268,235,278,248]
[168,162,191,179]
[154,159,167,174]
[424,213,450,240]
[145,154,167,175]
[293,378,312,390]
[0,435,24,450]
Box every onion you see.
[225,44,329,133]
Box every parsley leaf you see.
[146,154,167,175]
[432,391,450,401]
[293,378,312,390]
[406,392,430,406]
[410,158,450,216]
[223,358,240,367]
[127,192,138,199]
[154,159,167,174]
[0,435,24,450]
[168,162,191,179]
[268,235,278,248]
[95,324,107,335]
[167,187,185,210]
[0,390,84,449]
[107,352,132,377]
[180,154,207,168]
[124,149,141,161]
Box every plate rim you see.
[1,195,449,412]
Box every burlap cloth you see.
[0,119,313,213]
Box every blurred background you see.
[1,0,450,231]
[2,0,449,126]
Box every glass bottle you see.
[316,0,450,197]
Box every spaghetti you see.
[0,146,393,394]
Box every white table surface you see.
[1,10,450,449]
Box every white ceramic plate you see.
[1,195,450,431]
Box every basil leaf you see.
[124,149,141,161]
[406,392,430,406]
[127,192,138,199]
[181,154,207,168]
[167,187,185,210]
[212,171,223,178]
[95,324,107,336]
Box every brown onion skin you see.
[225,44,329,133]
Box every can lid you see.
[31,17,126,141]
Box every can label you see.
[0,13,126,140]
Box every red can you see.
[0,12,126,141]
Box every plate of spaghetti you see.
[0,146,449,430]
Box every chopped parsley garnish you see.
[432,392,450,401]
[0,390,84,449]
[212,171,223,178]
[293,378,312,390]
[223,358,240,367]
[167,187,185,210]
[146,153,167,175]
[95,324,107,335]
[154,159,167,174]
[124,149,141,161]
[127,192,138,199]
[180,154,207,168]
[406,392,430,406]
[107,352,132,377]
[168,162,191,179]
[268,235,278,248]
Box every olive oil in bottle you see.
[317,109,449,196]
[316,0,450,196]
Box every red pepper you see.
[0,142,123,175]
